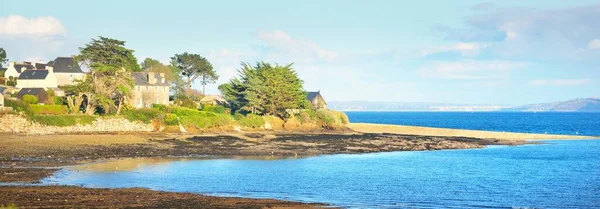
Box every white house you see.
[47,57,85,86]
[16,67,58,89]
[4,62,35,79]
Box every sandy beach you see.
[347,123,597,140]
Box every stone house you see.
[47,57,86,86]
[306,91,327,109]
[17,88,48,104]
[130,72,170,108]
[16,67,58,89]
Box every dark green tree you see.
[0,48,7,68]
[221,62,306,119]
[75,36,138,115]
[170,53,217,95]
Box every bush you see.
[179,114,233,129]
[165,113,179,125]
[169,107,216,117]
[54,96,67,105]
[263,115,284,130]
[152,104,168,112]
[30,105,69,115]
[233,112,244,120]
[237,114,265,128]
[22,95,38,105]
[178,98,198,109]
[202,104,228,114]
[122,108,165,124]
[4,99,32,114]
[30,115,96,127]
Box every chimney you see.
[147,72,155,84]
[9,62,14,67]
[159,73,165,83]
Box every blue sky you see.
[1,0,599,105]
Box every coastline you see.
[1,123,587,208]
[347,123,597,140]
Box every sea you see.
[44,112,600,208]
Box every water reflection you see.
[70,155,311,172]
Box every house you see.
[4,62,35,79]
[306,91,327,109]
[17,88,48,104]
[16,67,58,89]
[47,57,85,86]
[129,72,170,108]
[199,95,229,106]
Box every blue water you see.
[46,140,600,208]
[346,112,600,136]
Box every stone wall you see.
[0,114,153,135]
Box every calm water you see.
[46,140,600,208]
[346,112,600,136]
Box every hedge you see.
[237,114,265,128]
[30,105,69,115]
[151,104,168,112]
[169,107,216,117]
[202,104,228,114]
[122,108,165,124]
[179,114,233,129]
[30,115,96,127]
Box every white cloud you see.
[588,39,600,49]
[420,42,489,57]
[0,15,66,37]
[257,30,338,62]
[417,60,528,80]
[529,79,592,86]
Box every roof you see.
[0,68,6,71]
[132,72,169,86]
[18,70,49,80]
[200,95,228,103]
[306,92,320,101]
[47,57,84,73]
[17,88,46,96]
[13,64,35,73]
[35,63,47,70]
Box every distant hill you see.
[328,101,509,112]
[502,98,600,112]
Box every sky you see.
[1,0,599,105]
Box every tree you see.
[75,36,138,115]
[170,53,217,95]
[0,48,7,68]
[221,62,306,119]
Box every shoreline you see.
[347,123,597,140]
[2,124,592,208]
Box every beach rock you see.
[0,114,153,135]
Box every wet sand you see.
[347,123,596,140]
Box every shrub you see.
[169,107,216,117]
[30,105,69,115]
[54,96,67,105]
[178,98,198,109]
[202,104,228,114]
[165,113,179,125]
[22,94,38,105]
[152,104,168,112]
[122,108,165,124]
[233,112,244,120]
[4,99,32,114]
[179,114,233,129]
[263,115,284,130]
[30,115,96,127]
[237,114,265,128]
